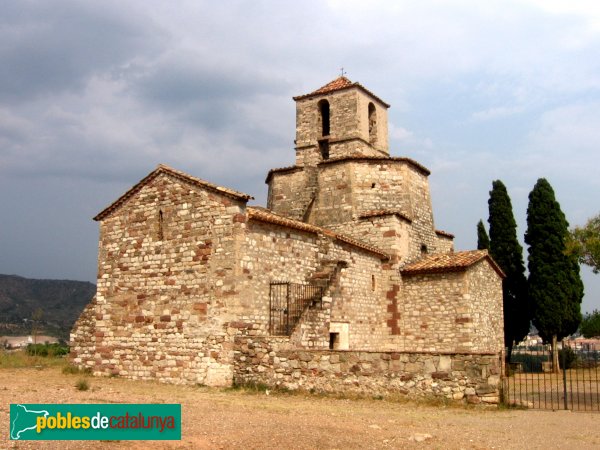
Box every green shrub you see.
[26,342,69,357]
[76,379,90,391]
[510,353,548,372]
[559,347,578,369]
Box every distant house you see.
[566,336,600,351]
[2,335,58,349]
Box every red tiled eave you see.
[435,229,455,239]
[293,77,391,108]
[94,164,254,221]
[401,250,505,278]
[247,207,389,260]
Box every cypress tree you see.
[487,180,529,359]
[525,178,583,372]
[477,220,490,250]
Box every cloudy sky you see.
[1,0,598,312]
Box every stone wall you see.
[236,219,321,334]
[233,335,502,404]
[435,233,454,253]
[71,172,247,386]
[328,215,409,262]
[309,162,356,226]
[70,296,97,367]
[465,260,505,352]
[398,261,504,354]
[302,159,444,266]
[237,217,389,350]
[266,167,317,221]
[322,239,388,350]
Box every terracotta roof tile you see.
[308,76,354,95]
[94,164,253,221]
[247,207,389,260]
[293,77,390,108]
[435,229,455,239]
[401,250,505,277]
[359,210,413,223]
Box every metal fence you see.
[269,282,324,336]
[503,343,600,411]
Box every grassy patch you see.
[228,381,482,409]
[62,364,92,375]
[0,349,67,369]
[227,381,271,393]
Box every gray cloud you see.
[0,1,165,102]
[0,0,599,311]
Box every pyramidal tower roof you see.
[293,76,390,107]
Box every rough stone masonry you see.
[71,76,505,403]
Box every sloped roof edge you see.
[247,207,389,260]
[293,76,390,108]
[94,164,254,221]
[401,250,505,278]
[435,229,455,239]
[359,210,413,223]
[265,165,303,184]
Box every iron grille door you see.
[269,282,323,336]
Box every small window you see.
[371,275,376,291]
[318,100,330,137]
[420,244,428,256]
[329,332,339,350]
[371,183,376,188]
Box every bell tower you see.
[292,77,390,167]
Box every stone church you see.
[71,77,505,402]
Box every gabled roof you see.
[401,250,505,278]
[94,164,254,221]
[293,76,390,108]
[247,207,389,260]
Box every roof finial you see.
[340,67,346,77]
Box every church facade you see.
[71,77,505,402]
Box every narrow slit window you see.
[368,102,377,144]
[158,209,164,240]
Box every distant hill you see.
[0,274,95,339]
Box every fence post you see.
[562,339,568,410]
[285,283,290,335]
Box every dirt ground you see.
[1,367,599,450]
